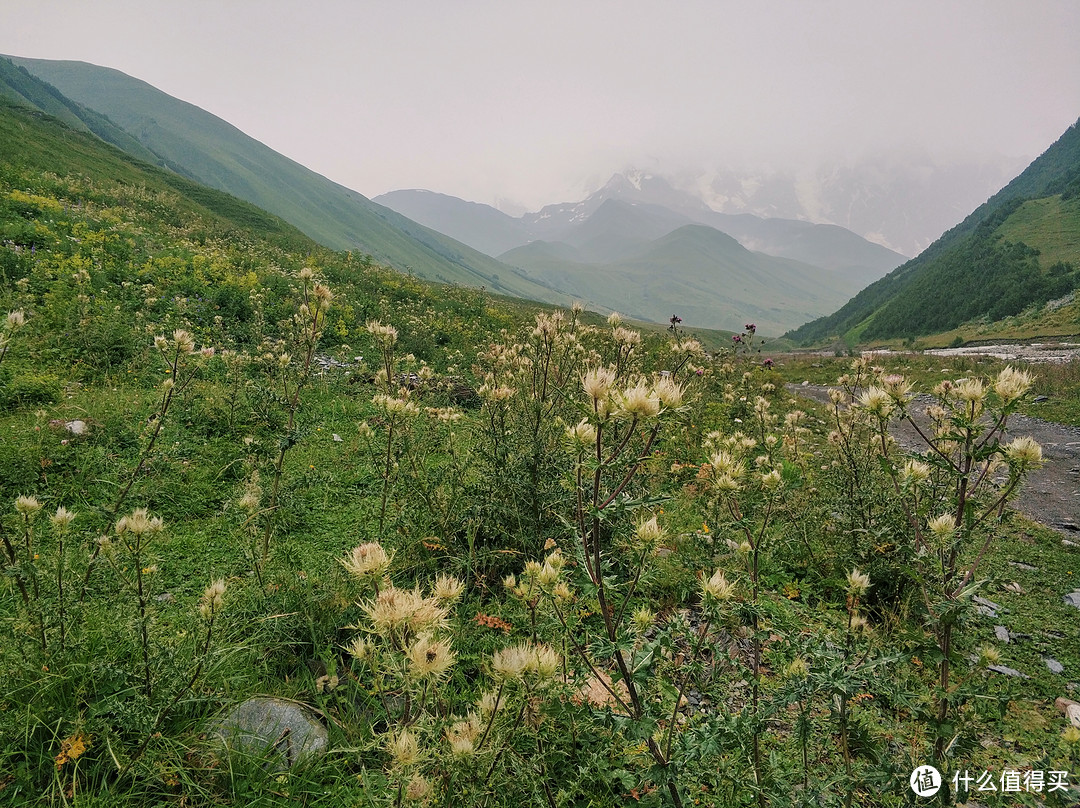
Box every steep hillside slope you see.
[787,119,1080,344]
[6,55,567,305]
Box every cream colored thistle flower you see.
[432,573,464,604]
[993,366,1033,404]
[198,579,226,620]
[14,495,42,518]
[341,542,393,578]
[581,367,616,402]
[50,506,76,529]
[846,568,871,596]
[407,634,456,680]
[1005,436,1043,468]
[387,728,421,768]
[491,644,533,682]
[702,570,736,602]
[857,386,893,418]
[927,514,956,541]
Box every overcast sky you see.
[3,0,1079,210]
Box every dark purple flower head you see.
[696,368,704,376]
[732,334,742,343]
[670,315,682,324]
[763,358,774,368]
[744,323,756,332]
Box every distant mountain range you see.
[377,177,907,334]
[8,53,1064,341]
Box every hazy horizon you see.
[2,0,1078,213]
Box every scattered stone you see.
[1064,591,1080,610]
[155,592,175,604]
[1045,658,1065,674]
[332,433,343,443]
[1065,539,1080,548]
[973,596,1001,617]
[987,664,1029,679]
[1007,561,1038,572]
[1058,522,1079,532]
[1056,697,1080,728]
[994,626,1010,643]
[213,697,329,770]
[1032,395,1050,403]
[1003,582,1024,594]
[801,380,809,386]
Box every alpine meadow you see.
[3,53,1080,808]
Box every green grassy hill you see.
[787,119,1080,345]
[4,55,569,305]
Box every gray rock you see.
[973,596,1001,617]
[1045,658,1065,674]
[1065,591,1080,609]
[994,625,1010,643]
[987,665,1029,679]
[1007,561,1038,572]
[213,697,328,770]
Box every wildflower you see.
[652,376,685,409]
[881,374,912,401]
[50,506,76,529]
[581,367,616,402]
[552,581,572,601]
[1063,726,1080,745]
[1005,436,1043,468]
[172,329,195,354]
[366,320,398,346]
[565,419,598,450]
[339,636,368,666]
[978,645,1002,667]
[311,283,333,308]
[849,614,870,634]
[531,643,561,680]
[761,468,783,491]
[702,570,736,602]
[953,378,986,407]
[407,634,456,680]
[387,728,421,768]
[115,508,163,535]
[993,366,1033,404]
[899,459,931,485]
[198,579,226,619]
[856,386,893,418]
[432,573,464,603]
[536,561,561,589]
[607,312,622,327]
[927,514,956,541]
[491,643,532,682]
[477,689,502,716]
[503,574,517,591]
[153,335,169,351]
[342,543,393,579]
[447,719,478,757]
[5,310,26,330]
[15,495,42,518]
[298,266,315,281]
[612,326,641,347]
[634,515,666,549]
[846,568,871,596]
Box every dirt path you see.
[789,383,1080,537]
